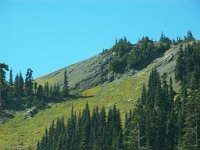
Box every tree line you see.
[109,31,195,73]
[0,66,69,110]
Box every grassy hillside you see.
[0,43,186,150]
[0,69,146,150]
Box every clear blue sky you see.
[0,0,200,78]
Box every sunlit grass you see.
[0,70,146,150]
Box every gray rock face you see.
[24,107,38,119]
[36,49,139,92]
[36,50,116,91]
[36,43,187,92]
[143,44,185,90]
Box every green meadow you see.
[0,70,146,150]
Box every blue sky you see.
[0,0,200,78]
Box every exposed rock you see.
[123,69,136,77]
[24,106,38,119]
[107,71,114,82]
[46,103,54,109]
[36,44,183,92]
[36,50,121,91]
[143,44,183,90]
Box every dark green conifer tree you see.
[18,72,24,98]
[63,69,69,98]
[175,44,186,81]
[7,68,14,107]
[25,68,33,97]
[0,63,9,108]
[181,78,200,150]
[43,82,49,98]
[9,68,13,86]
[33,82,38,95]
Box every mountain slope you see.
[0,42,187,149]
[0,68,145,150]
[36,42,181,92]
[36,51,112,91]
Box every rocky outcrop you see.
[24,107,38,119]
[36,51,112,91]
[36,44,184,92]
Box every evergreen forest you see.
[0,67,69,110]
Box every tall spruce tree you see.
[63,70,69,98]
[7,68,14,107]
[25,68,33,97]
[19,72,24,98]
[175,44,186,81]
[181,78,200,150]
[9,68,13,86]
[0,63,9,108]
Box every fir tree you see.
[181,80,200,149]
[25,68,33,97]
[62,70,69,98]
[175,44,186,81]
[0,63,9,108]
[9,68,13,86]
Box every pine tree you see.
[44,82,49,98]
[7,68,14,108]
[33,82,38,95]
[51,84,61,102]
[186,31,195,41]
[79,129,87,150]
[36,85,43,99]
[9,68,13,86]
[181,78,200,149]
[165,77,177,150]
[106,105,123,150]
[169,77,175,111]
[25,68,33,97]
[63,70,69,98]
[35,85,45,108]
[175,44,186,81]
[124,107,143,150]
[18,72,24,98]
[0,63,9,108]
[14,73,19,98]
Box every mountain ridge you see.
[0,39,199,149]
[35,37,176,92]
[36,47,136,92]
[35,38,185,92]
